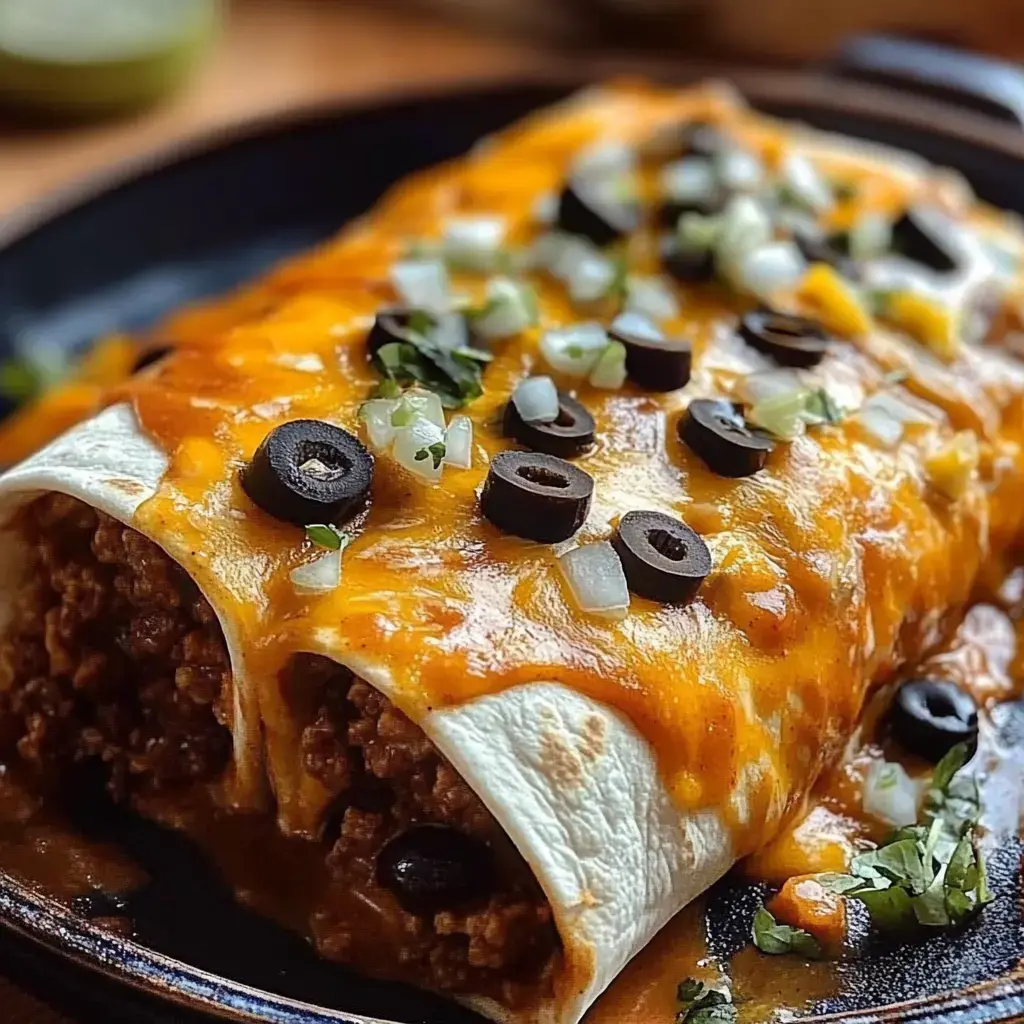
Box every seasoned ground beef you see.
[0,494,559,1007]
[0,494,231,796]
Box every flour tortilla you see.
[0,403,735,1023]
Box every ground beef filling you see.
[0,495,559,1004]
[0,494,231,796]
[295,655,560,1005]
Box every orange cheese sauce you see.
[6,81,1024,867]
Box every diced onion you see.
[512,376,560,423]
[390,259,451,314]
[780,154,834,213]
[625,275,680,322]
[392,414,446,483]
[359,398,400,451]
[441,216,507,270]
[848,212,893,261]
[290,547,343,593]
[714,195,773,271]
[401,389,446,429]
[573,139,635,180]
[727,241,806,299]
[747,388,813,441]
[589,341,627,390]
[429,311,469,352]
[716,147,765,193]
[739,369,806,406]
[611,310,663,342]
[660,157,718,204]
[856,390,934,447]
[863,759,919,827]
[540,322,609,376]
[473,277,538,340]
[558,541,630,620]
[533,192,559,226]
[678,211,723,250]
[443,415,474,469]
[566,252,616,303]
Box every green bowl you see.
[0,0,221,119]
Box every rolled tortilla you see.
[4,81,1024,1023]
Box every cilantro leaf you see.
[675,978,736,1024]
[305,524,344,551]
[751,906,822,958]
[0,359,43,402]
[414,441,447,469]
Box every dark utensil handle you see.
[827,34,1024,128]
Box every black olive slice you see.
[481,451,593,543]
[241,419,374,527]
[891,206,959,273]
[557,182,640,248]
[503,392,596,458]
[739,309,831,368]
[131,345,173,373]
[376,824,495,916]
[890,678,979,763]
[609,324,692,392]
[663,244,715,284]
[679,399,774,478]
[612,510,711,604]
[794,231,861,283]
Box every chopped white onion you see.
[401,389,446,429]
[573,139,635,180]
[589,341,627,389]
[512,376,560,423]
[392,414,446,483]
[848,212,893,261]
[677,211,723,250]
[747,388,813,440]
[429,310,469,352]
[359,398,400,451]
[660,157,718,205]
[857,390,934,447]
[443,415,473,469]
[780,154,834,213]
[566,252,616,303]
[558,541,630,620]
[714,195,773,271]
[532,191,559,226]
[625,275,680,322]
[716,147,765,193]
[390,259,451,314]
[739,369,806,406]
[727,241,806,299]
[540,322,609,376]
[441,216,507,270]
[611,310,663,342]
[473,277,538,340]
[290,547,343,593]
[863,759,919,827]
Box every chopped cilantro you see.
[0,359,42,402]
[675,978,736,1024]
[751,906,822,958]
[305,524,345,551]
[820,742,992,931]
[414,441,447,469]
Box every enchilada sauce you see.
[84,81,1024,858]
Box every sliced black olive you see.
[131,345,173,373]
[481,450,593,543]
[679,399,774,478]
[794,231,861,282]
[612,510,711,604]
[557,182,640,248]
[739,309,832,369]
[376,824,495,916]
[663,244,715,284]
[890,678,979,763]
[503,392,595,458]
[609,324,692,392]
[891,206,959,273]
[241,419,373,527]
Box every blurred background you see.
[3,0,1024,214]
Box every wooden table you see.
[0,2,540,1020]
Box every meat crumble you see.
[0,493,559,1006]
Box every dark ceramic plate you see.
[3,37,1024,1024]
